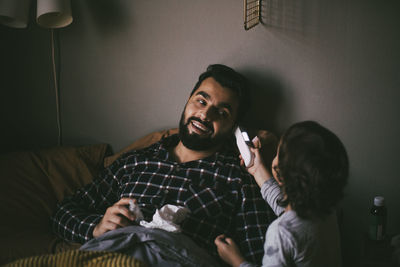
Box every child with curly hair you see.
[215,121,349,267]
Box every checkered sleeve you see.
[51,154,130,243]
[235,173,277,264]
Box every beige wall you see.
[1,0,399,265]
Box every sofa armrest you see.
[0,144,108,264]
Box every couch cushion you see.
[0,144,108,264]
[104,128,179,167]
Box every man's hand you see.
[214,234,245,267]
[240,136,272,188]
[93,198,137,238]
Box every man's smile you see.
[188,118,213,135]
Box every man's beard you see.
[178,112,231,151]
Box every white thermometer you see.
[235,126,254,167]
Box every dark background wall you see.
[1,0,399,265]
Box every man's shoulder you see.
[112,135,173,166]
[119,142,158,158]
[131,134,177,153]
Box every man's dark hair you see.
[277,121,349,219]
[190,64,251,123]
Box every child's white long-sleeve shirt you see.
[240,178,342,267]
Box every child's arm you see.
[260,179,285,216]
[244,137,285,216]
[242,137,273,187]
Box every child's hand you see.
[214,234,245,267]
[240,136,273,188]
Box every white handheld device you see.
[129,199,144,222]
[234,126,254,167]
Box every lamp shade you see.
[36,0,72,28]
[0,0,31,28]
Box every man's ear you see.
[232,123,239,133]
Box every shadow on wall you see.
[261,0,306,36]
[260,0,340,45]
[241,70,290,137]
[260,0,347,47]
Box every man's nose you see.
[199,106,217,121]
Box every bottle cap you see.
[374,196,385,206]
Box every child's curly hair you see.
[277,121,349,219]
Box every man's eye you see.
[198,99,206,105]
[218,110,229,117]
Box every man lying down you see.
[51,64,276,266]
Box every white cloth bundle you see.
[140,204,189,233]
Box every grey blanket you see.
[80,226,221,267]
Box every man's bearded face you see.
[178,112,230,151]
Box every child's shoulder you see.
[271,211,317,244]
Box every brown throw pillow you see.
[0,144,108,264]
[104,128,179,167]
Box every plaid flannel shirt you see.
[51,134,276,264]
